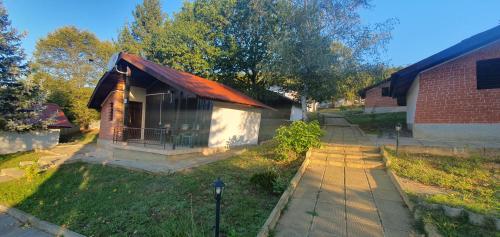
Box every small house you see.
[360,79,406,114]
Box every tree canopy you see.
[33,26,116,128]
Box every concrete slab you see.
[0,168,25,179]
[18,161,36,167]
[0,176,14,183]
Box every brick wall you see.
[364,81,399,108]
[99,80,124,140]
[415,40,500,124]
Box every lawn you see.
[385,148,499,217]
[422,209,499,237]
[344,111,407,135]
[0,143,303,237]
[0,150,53,170]
[59,129,99,144]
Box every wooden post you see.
[122,66,131,128]
[172,91,182,149]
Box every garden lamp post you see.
[395,123,402,156]
[213,178,225,237]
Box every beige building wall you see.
[208,101,261,148]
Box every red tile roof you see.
[88,52,272,110]
[40,103,73,129]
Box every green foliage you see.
[250,169,278,192]
[33,26,115,128]
[385,148,499,217]
[23,164,39,182]
[250,167,290,194]
[0,2,48,132]
[273,121,323,159]
[0,145,303,236]
[422,209,498,237]
[0,1,27,86]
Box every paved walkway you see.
[0,212,52,237]
[274,117,416,237]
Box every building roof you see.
[390,25,500,97]
[40,103,73,129]
[359,79,390,98]
[88,52,272,110]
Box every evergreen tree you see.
[117,0,165,60]
[0,1,47,131]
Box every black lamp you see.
[213,178,225,237]
[395,123,402,156]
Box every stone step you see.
[37,156,64,166]
[19,161,36,167]
[327,160,385,169]
[0,168,25,179]
[0,175,15,183]
[322,144,379,152]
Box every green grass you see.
[0,144,303,236]
[59,129,98,144]
[385,148,499,217]
[422,209,499,237]
[0,151,52,170]
[344,111,406,134]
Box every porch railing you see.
[112,126,205,149]
[113,127,170,149]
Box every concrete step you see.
[37,156,63,167]
[322,144,379,152]
[0,168,25,179]
[327,160,385,169]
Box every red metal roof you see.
[118,53,272,109]
[40,103,73,129]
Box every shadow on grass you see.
[1,142,302,236]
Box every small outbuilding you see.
[88,52,272,150]
[390,25,500,141]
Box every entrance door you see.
[127,101,143,128]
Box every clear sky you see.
[4,0,500,67]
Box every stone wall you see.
[0,129,60,154]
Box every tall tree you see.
[0,1,47,132]
[33,26,115,128]
[269,0,395,119]
[117,0,166,60]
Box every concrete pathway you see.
[0,212,52,237]
[274,117,416,237]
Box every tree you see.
[117,0,166,60]
[33,26,115,128]
[269,0,395,119]
[0,1,47,131]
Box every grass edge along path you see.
[0,144,304,237]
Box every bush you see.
[273,121,324,160]
[250,168,290,195]
[250,170,277,192]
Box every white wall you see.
[0,129,60,154]
[290,105,303,121]
[208,102,261,148]
[406,76,420,130]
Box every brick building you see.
[360,79,406,113]
[390,25,500,141]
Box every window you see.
[477,58,500,89]
[109,102,114,121]
[381,87,390,97]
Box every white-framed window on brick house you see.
[109,102,114,121]
[477,58,500,89]
[381,87,390,97]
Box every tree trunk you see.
[301,93,308,121]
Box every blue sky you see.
[4,0,500,66]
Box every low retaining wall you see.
[256,149,312,237]
[385,144,500,158]
[0,129,60,154]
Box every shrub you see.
[23,165,39,182]
[250,168,290,195]
[250,170,277,192]
[273,120,324,160]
